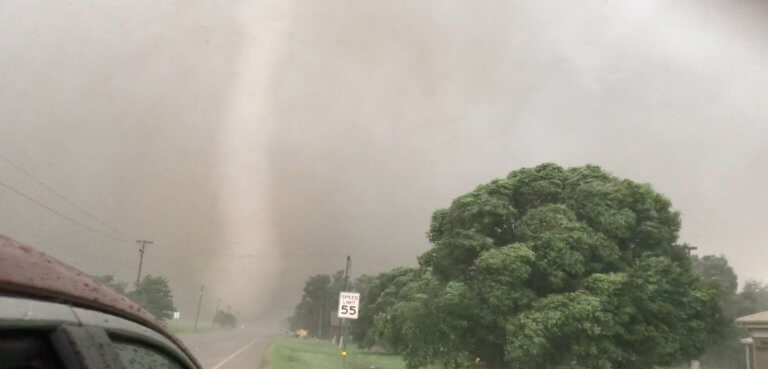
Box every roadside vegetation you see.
[267,336,438,369]
[288,269,350,338]
[290,163,768,369]
[214,310,238,329]
[95,274,233,335]
[94,274,177,321]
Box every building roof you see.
[736,311,768,325]
[0,235,201,368]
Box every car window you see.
[113,341,184,369]
[0,330,63,369]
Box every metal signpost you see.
[338,291,359,369]
[338,256,359,369]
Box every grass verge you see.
[266,336,437,369]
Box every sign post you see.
[339,256,353,369]
[338,291,359,369]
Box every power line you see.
[0,154,131,239]
[0,180,132,244]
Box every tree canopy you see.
[214,310,238,329]
[127,275,176,321]
[357,163,723,369]
[351,267,423,349]
[94,274,176,322]
[289,274,331,335]
[94,274,128,295]
[289,270,353,338]
[692,254,768,369]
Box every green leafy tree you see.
[691,255,738,300]
[373,163,723,369]
[691,255,768,369]
[127,275,176,321]
[327,270,348,314]
[94,274,128,294]
[289,274,332,336]
[291,270,371,339]
[214,310,237,329]
[691,254,742,369]
[735,280,768,317]
[353,274,376,299]
[352,268,422,348]
[374,273,473,368]
[289,299,313,332]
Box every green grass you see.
[266,336,438,369]
[266,339,732,369]
[165,320,220,334]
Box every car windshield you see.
[2,2,768,369]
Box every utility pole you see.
[318,298,325,339]
[212,299,221,326]
[340,255,351,369]
[194,285,204,331]
[135,240,153,286]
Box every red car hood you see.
[0,235,201,368]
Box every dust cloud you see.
[1,0,768,321]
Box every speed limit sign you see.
[337,292,360,319]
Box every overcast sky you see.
[1,0,767,320]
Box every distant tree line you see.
[95,274,176,321]
[288,270,360,338]
[291,164,739,369]
[691,255,768,369]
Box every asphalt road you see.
[178,326,275,369]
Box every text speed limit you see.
[337,292,360,319]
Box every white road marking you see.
[210,337,262,369]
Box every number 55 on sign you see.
[338,292,360,319]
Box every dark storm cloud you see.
[262,0,768,311]
[0,0,243,319]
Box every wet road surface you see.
[178,327,274,369]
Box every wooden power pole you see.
[194,285,204,331]
[340,255,351,369]
[135,240,153,286]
